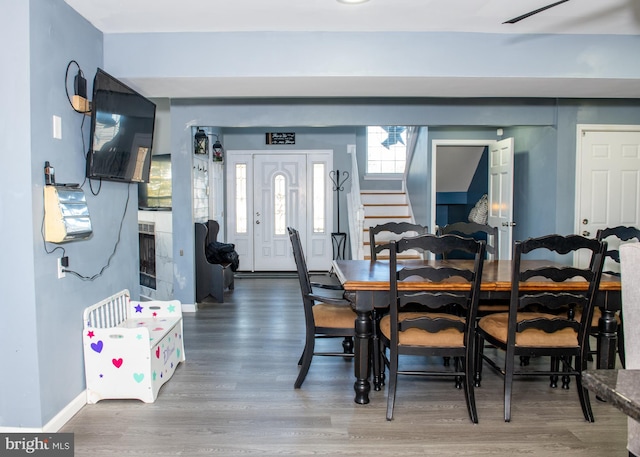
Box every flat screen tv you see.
[86,68,156,183]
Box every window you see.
[235,164,247,233]
[366,126,407,174]
[312,163,325,233]
[274,174,286,235]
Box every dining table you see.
[331,258,622,405]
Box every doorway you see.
[430,138,515,260]
[575,124,640,269]
[225,149,334,272]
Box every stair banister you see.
[346,144,365,260]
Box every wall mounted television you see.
[85,68,156,183]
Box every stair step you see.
[364,204,410,217]
[360,192,407,205]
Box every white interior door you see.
[576,126,640,270]
[487,137,515,260]
[226,150,333,272]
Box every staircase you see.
[361,191,422,260]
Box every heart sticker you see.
[133,373,144,383]
[91,340,104,353]
[155,347,160,359]
[112,358,123,368]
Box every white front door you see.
[575,125,640,270]
[253,154,307,270]
[226,150,333,272]
[487,137,515,260]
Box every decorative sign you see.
[266,132,295,145]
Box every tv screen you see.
[86,68,156,183]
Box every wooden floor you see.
[61,277,628,456]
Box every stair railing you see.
[346,144,365,260]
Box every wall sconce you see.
[194,128,208,155]
[212,134,224,162]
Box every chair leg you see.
[294,334,315,388]
[386,346,399,421]
[576,356,595,422]
[463,355,479,424]
[454,357,462,389]
[474,333,484,388]
[618,311,626,368]
[371,310,385,391]
[550,357,559,388]
[504,349,515,422]
[561,356,571,390]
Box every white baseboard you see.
[0,391,86,433]
[182,303,197,313]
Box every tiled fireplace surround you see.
[138,210,173,301]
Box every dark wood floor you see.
[61,277,628,456]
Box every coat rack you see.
[329,169,349,260]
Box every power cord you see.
[65,60,91,114]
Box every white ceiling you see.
[65,0,640,35]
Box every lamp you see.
[212,134,224,162]
[194,128,209,155]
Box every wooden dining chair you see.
[475,234,607,422]
[288,227,356,388]
[437,221,499,260]
[590,225,640,367]
[368,221,429,261]
[368,221,430,388]
[380,234,486,422]
[438,221,506,317]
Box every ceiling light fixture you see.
[337,0,369,4]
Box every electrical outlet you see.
[57,257,66,279]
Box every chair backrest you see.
[288,227,313,298]
[596,225,640,276]
[388,234,486,348]
[437,221,499,260]
[369,222,429,261]
[508,234,607,347]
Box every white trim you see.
[430,139,497,235]
[574,123,640,238]
[0,391,87,433]
[182,303,197,313]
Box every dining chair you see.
[367,221,430,390]
[368,221,429,261]
[591,225,640,367]
[288,227,356,388]
[437,221,499,260]
[476,234,606,422]
[379,234,486,422]
[438,221,505,317]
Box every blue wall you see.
[1,0,142,429]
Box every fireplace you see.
[139,221,156,289]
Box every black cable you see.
[41,203,67,257]
[65,60,91,114]
[63,184,131,281]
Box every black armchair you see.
[195,220,235,303]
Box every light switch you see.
[53,115,62,139]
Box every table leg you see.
[353,308,372,404]
[596,306,618,369]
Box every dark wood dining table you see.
[332,258,622,405]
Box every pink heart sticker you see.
[112,358,123,368]
[155,347,160,359]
